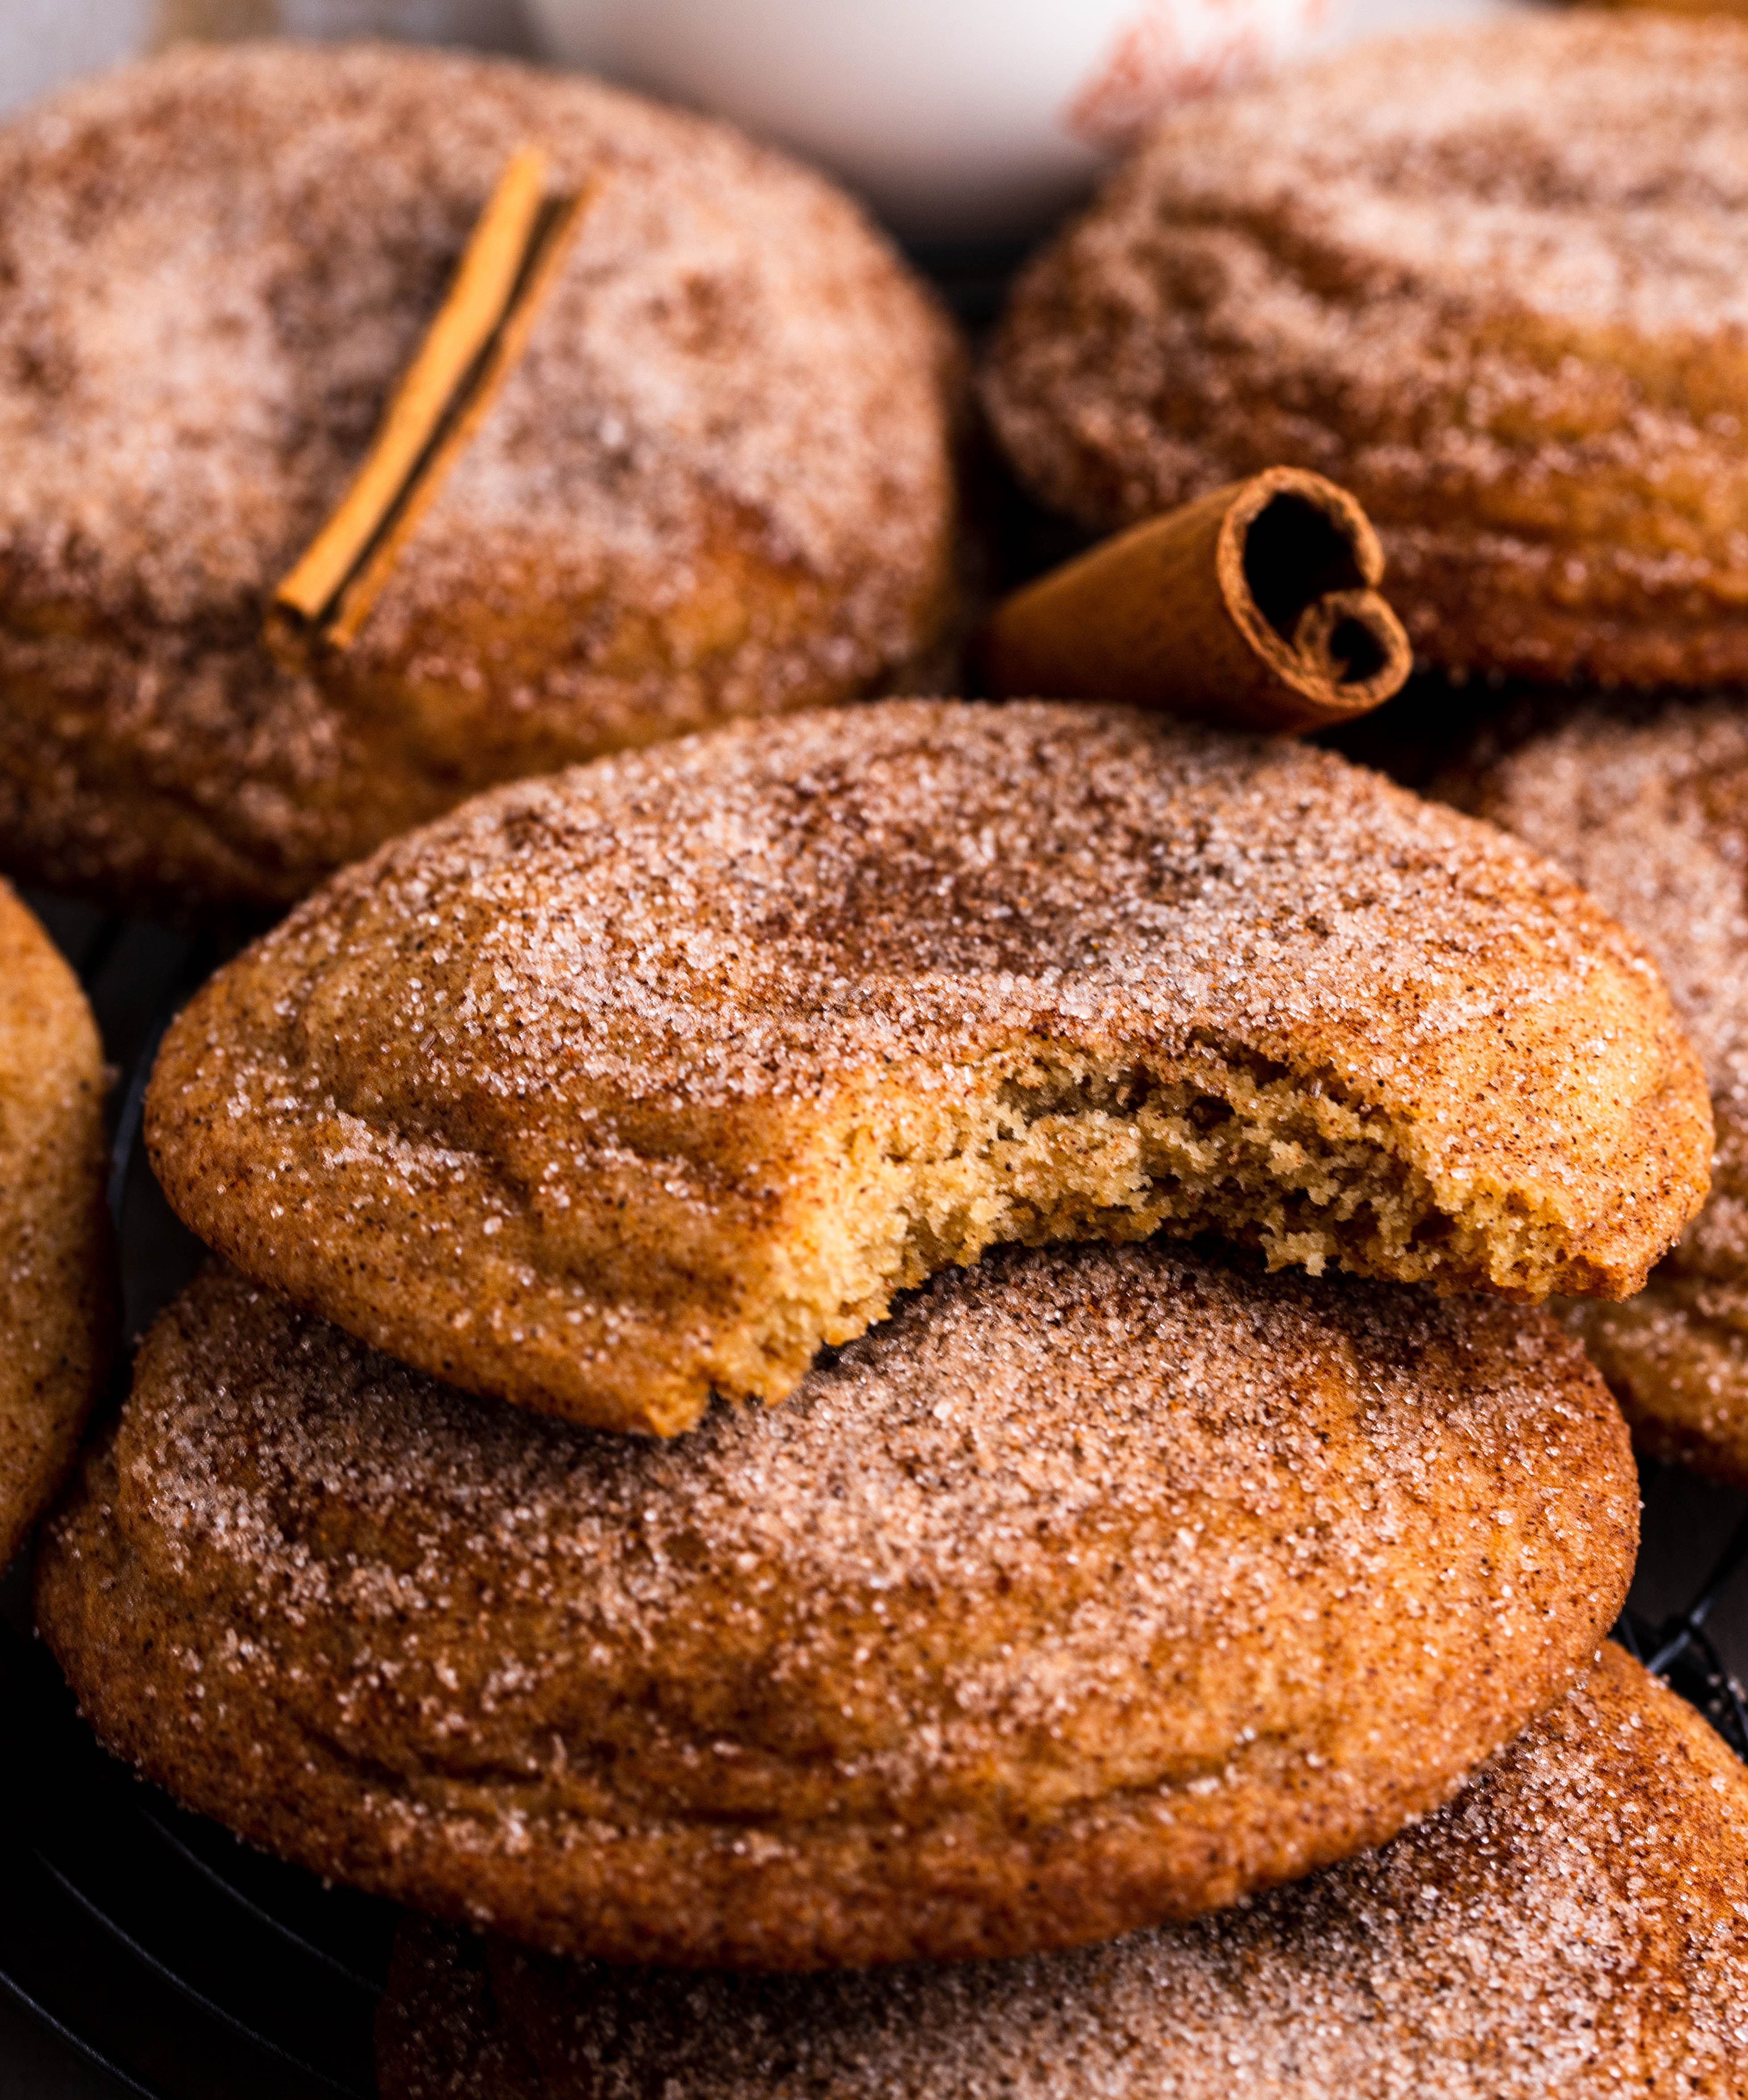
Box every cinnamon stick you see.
[978,467,1412,735]
[267,149,596,666]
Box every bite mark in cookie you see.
[145,702,1709,1432]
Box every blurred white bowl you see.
[525,0,1335,240]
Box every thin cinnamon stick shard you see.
[267,150,598,666]
[978,467,1412,736]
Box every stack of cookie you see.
[34,699,1748,2093]
[979,5,1748,1532]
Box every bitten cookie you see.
[1449,698,1748,1488]
[36,1246,1634,1969]
[985,15,1748,688]
[0,882,113,1567]
[143,700,1709,1434]
[376,1646,1748,2100]
[0,43,960,911]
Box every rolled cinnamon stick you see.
[268,149,597,667]
[978,467,1412,734]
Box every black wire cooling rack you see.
[0,904,394,2100]
[1616,1497,1748,1755]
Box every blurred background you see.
[0,0,1521,240]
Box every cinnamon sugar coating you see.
[376,1647,1748,2100]
[985,14,1748,688]
[0,882,113,1569]
[36,1247,1634,1969]
[0,43,960,912]
[144,700,1709,1435]
[1449,698,1748,1488]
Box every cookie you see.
[376,1645,1748,2100]
[34,1245,1634,1970]
[0,43,960,912]
[1448,698,1748,1488]
[984,15,1748,689]
[143,699,1709,1435]
[0,882,113,1567]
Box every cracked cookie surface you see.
[37,1246,1633,1968]
[0,43,960,911]
[985,14,1748,687]
[375,1646,1748,2099]
[143,700,1708,1433]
